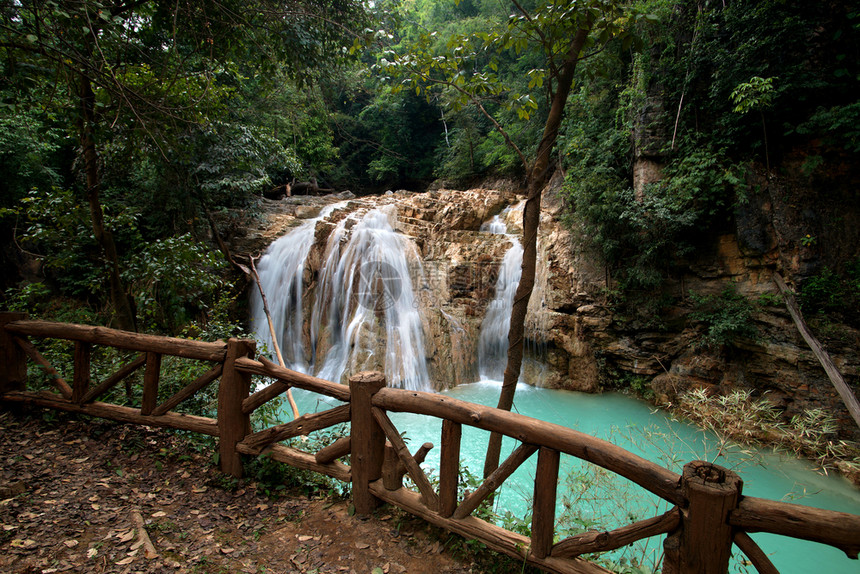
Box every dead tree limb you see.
[774,273,860,430]
[248,255,301,421]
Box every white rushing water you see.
[251,204,430,391]
[477,211,524,381]
[257,198,860,573]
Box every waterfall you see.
[250,219,317,372]
[251,204,430,391]
[477,212,523,381]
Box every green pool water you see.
[289,382,860,573]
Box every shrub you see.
[689,284,757,349]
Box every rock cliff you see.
[227,180,860,440]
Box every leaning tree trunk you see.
[79,73,137,333]
[483,22,593,479]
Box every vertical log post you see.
[0,312,28,395]
[141,352,161,416]
[531,447,560,560]
[218,338,256,477]
[439,419,462,518]
[72,342,91,404]
[349,371,387,515]
[673,460,742,574]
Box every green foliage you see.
[688,284,757,349]
[729,76,776,115]
[801,267,845,314]
[8,186,229,333]
[0,111,61,208]
[800,263,860,322]
[565,142,741,291]
[11,187,138,299]
[793,102,860,153]
[121,234,227,332]
[189,122,301,202]
[679,389,860,470]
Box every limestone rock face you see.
[231,182,860,439]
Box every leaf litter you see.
[0,409,479,573]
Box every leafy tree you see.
[730,76,776,170]
[0,0,371,330]
[382,0,650,476]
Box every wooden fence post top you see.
[682,460,743,497]
[675,460,742,574]
[349,371,386,389]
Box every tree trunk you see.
[79,73,137,332]
[483,22,593,478]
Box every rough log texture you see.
[369,481,612,574]
[552,509,680,559]
[531,447,560,560]
[0,312,28,394]
[315,436,351,465]
[141,352,161,416]
[14,336,73,399]
[349,372,387,514]
[235,356,351,402]
[218,339,256,477]
[1,390,219,435]
[236,442,351,483]
[151,364,223,417]
[439,420,462,518]
[373,388,683,505]
[730,496,860,558]
[372,406,439,511]
[676,461,742,574]
[79,353,146,404]
[239,405,351,452]
[453,442,538,520]
[242,379,291,414]
[72,342,91,404]
[382,441,433,491]
[5,319,228,361]
[732,532,779,574]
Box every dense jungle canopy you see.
[1,0,858,337]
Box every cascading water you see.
[310,207,430,391]
[477,211,524,381]
[251,204,430,391]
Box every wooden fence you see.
[0,312,858,574]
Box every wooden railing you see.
[0,312,858,574]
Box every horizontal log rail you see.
[5,319,228,361]
[235,442,351,483]
[730,496,860,558]
[1,390,219,435]
[372,387,684,506]
[368,481,612,574]
[2,314,860,574]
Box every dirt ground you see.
[0,407,494,574]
